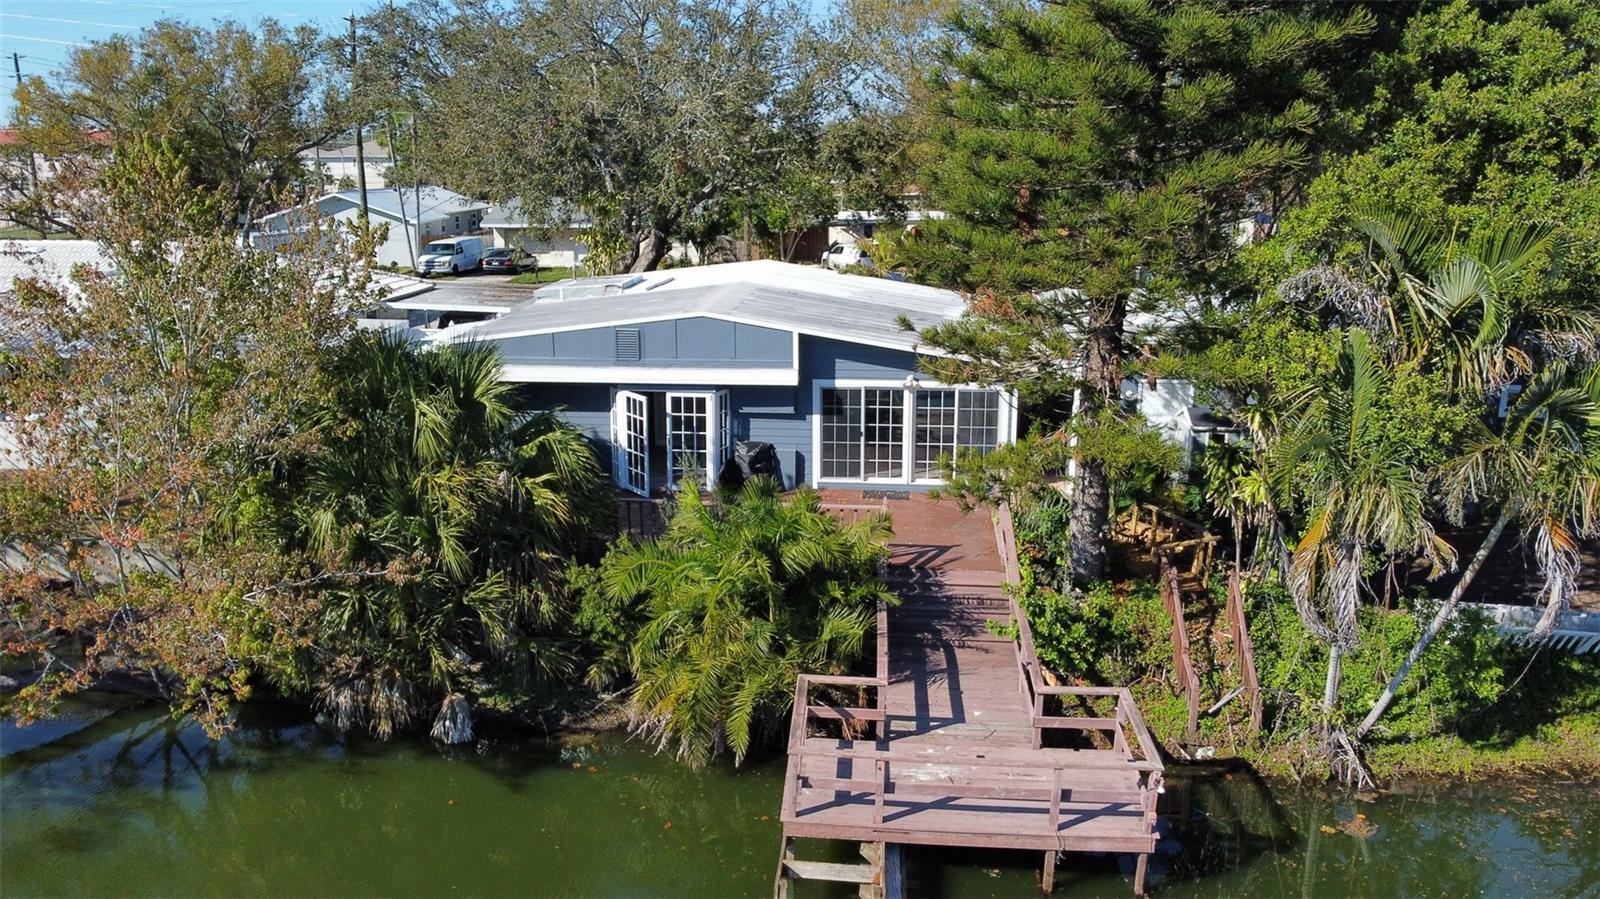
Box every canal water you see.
[2,699,1596,897]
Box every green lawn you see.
[0,227,74,240]
[508,268,582,285]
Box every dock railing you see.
[991,504,1165,791]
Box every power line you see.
[0,34,91,48]
[0,13,135,30]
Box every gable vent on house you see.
[615,328,641,362]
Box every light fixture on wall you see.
[903,374,921,391]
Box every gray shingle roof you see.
[259,187,488,226]
[327,187,487,223]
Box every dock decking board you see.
[780,496,1164,891]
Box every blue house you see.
[431,261,1018,495]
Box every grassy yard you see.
[508,268,582,285]
[0,227,75,240]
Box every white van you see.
[417,236,485,275]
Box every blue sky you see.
[1,0,841,122]
[1,1,382,121]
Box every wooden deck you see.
[779,494,1164,895]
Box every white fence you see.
[1465,602,1600,654]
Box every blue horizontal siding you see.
[507,335,935,491]
[800,335,920,382]
[494,317,792,368]
[514,383,611,442]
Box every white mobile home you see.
[254,187,489,270]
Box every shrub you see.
[587,479,893,766]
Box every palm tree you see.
[1265,329,1454,721]
[595,478,893,766]
[1352,210,1598,393]
[1356,361,1600,737]
[280,332,613,742]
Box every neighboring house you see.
[0,129,111,231]
[826,208,948,252]
[481,199,702,271]
[1120,377,1244,463]
[430,260,1019,495]
[482,199,591,271]
[300,136,391,190]
[253,187,489,269]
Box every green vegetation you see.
[258,333,614,742]
[507,268,579,285]
[4,0,1599,788]
[7,19,343,235]
[0,140,373,732]
[895,0,1600,783]
[900,0,1373,587]
[580,480,893,765]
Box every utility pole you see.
[12,53,42,238]
[346,15,369,222]
[409,117,428,268]
[388,115,416,272]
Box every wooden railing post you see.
[1047,766,1063,836]
[872,758,888,826]
[1227,566,1263,734]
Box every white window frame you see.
[664,389,725,491]
[811,379,1018,487]
[611,389,650,497]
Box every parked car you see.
[820,242,873,271]
[481,247,526,274]
[417,236,485,275]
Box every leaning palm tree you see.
[1266,329,1454,724]
[281,332,614,742]
[597,478,893,766]
[1356,361,1600,736]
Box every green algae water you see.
[3,699,1597,898]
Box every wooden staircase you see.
[775,838,903,899]
[1118,505,1262,742]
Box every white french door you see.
[666,392,709,490]
[611,390,650,496]
[665,390,730,491]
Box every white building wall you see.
[487,226,588,269]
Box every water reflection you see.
[2,700,1596,898]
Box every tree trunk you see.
[1322,643,1343,719]
[1355,512,1510,738]
[1067,315,1124,587]
[1069,457,1110,586]
[630,227,671,272]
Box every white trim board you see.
[499,363,798,386]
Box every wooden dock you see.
[778,495,1164,897]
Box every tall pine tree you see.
[904,0,1373,585]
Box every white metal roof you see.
[435,260,967,353]
[0,239,105,296]
[2,239,431,307]
[258,187,488,226]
